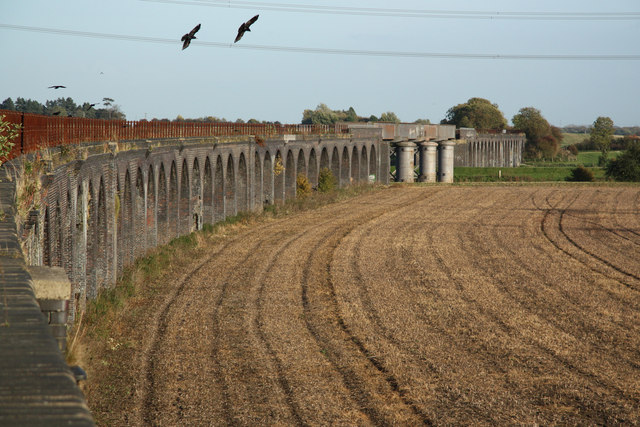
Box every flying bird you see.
[48,85,66,89]
[52,111,61,115]
[234,14,259,43]
[181,23,201,50]
[86,103,98,110]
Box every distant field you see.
[562,132,588,147]
[577,151,621,167]
[455,164,608,182]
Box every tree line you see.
[1,96,125,120]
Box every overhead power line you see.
[140,0,640,20]
[2,23,640,61]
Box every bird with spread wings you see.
[181,24,201,50]
[234,15,259,43]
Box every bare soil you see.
[80,185,640,426]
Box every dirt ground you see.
[81,184,640,426]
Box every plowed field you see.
[85,185,640,425]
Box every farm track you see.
[93,185,640,426]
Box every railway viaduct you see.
[0,112,525,425]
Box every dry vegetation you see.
[75,184,640,426]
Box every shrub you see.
[567,165,595,182]
[606,142,640,181]
[0,114,21,162]
[567,144,579,155]
[317,168,337,193]
[296,173,312,198]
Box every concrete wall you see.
[454,133,526,167]
[0,179,94,426]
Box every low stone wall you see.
[0,178,94,426]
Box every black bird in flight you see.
[234,14,259,43]
[86,103,98,110]
[48,85,66,89]
[181,23,201,50]
[52,111,61,115]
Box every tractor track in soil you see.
[89,185,640,426]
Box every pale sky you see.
[1,0,639,126]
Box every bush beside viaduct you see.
[0,113,525,425]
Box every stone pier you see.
[395,140,417,183]
[437,140,456,183]
[417,140,438,183]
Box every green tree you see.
[379,111,400,123]
[590,116,614,165]
[15,97,44,114]
[302,103,339,125]
[317,167,337,192]
[441,97,507,130]
[344,107,358,122]
[512,107,559,159]
[0,97,15,111]
[606,141,640,181]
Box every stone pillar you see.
[437,139,456,183]
[395,140,416,182]
[417,140,438,182]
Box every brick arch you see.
[237,152,248,213]
[360,145,368,182]
[168,161,178,239]
[214,155,224,222]
[330,146,340,182]
[341,146,350,186]
[43,206,51,267]
[135,167,145,258]
[369,144,378,181]
[115,177,123,276]
[351,145,359,184]
[253,151,262,209]
[274,150,284,203]
[147,165,156,249]
[263,151,273,205]
[55,199,62,268]
[86,180,97,299]
[192,157,201,231]
[308,148,318,186]
[296,148,306,179]
[65,189,73,278]
[225,153,236,217]
[74,182,86,310]
[285,149,296,199]
[96,178,107,293]
[122,169,134,267]
[203,156,213,225]
[320,147,330,174]
[180,159,190,235]
[157,163,168,245]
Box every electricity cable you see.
[140,0,640,20]
[2,23,639,61]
